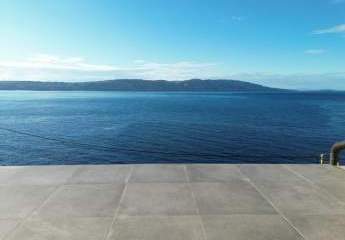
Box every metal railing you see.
[330,141,345,166]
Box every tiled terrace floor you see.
[1,164,345,240]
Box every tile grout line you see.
[102,165,134,240]
[237,166,308,240]
[1,166,81,239]
[282,164,345,206]
[14,166,82,219]
[0,220,20,240]
[183,165,208,240]
[2,184,63,240]
[64,165,85,184]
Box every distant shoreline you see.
[0,79,286,92]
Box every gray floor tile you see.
[0,167,23,185]
[0,219,19,240]
[68,165,131,184]
[7,217,112,240]
[1,164,345,239]
[187,164,244,182]
[119,183,198,216]
[33,184,124,218]
[241,164,345,216]
[252,179,345,216]
[108,215,205,240]
[290,214,345,240]
[286,164,345,183]
[191,181,276,215]
[129,165,187,183]
[287,164,345,202]
[202,215,303,240]
[239,164,303,184]
[312,179,345,203]
[0,185,56,219]
[5,166,80,185]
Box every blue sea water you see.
[0,91,345,165]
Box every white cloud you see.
[231,16,245,21]
[0,54,119,72]
[312,24,345,34]
[1,54,344,90]
[304,49,326,55]
[0,54,218,81]
[226,72,345,90]
[331,0,345,4]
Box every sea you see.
[0,91,345,165]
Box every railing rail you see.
[330,141,345,166]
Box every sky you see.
[0,0,344,90]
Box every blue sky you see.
[0,0,344,89]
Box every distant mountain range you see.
[0,79,284,91]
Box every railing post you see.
[320,153,325,165]
[330,141,345,166]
